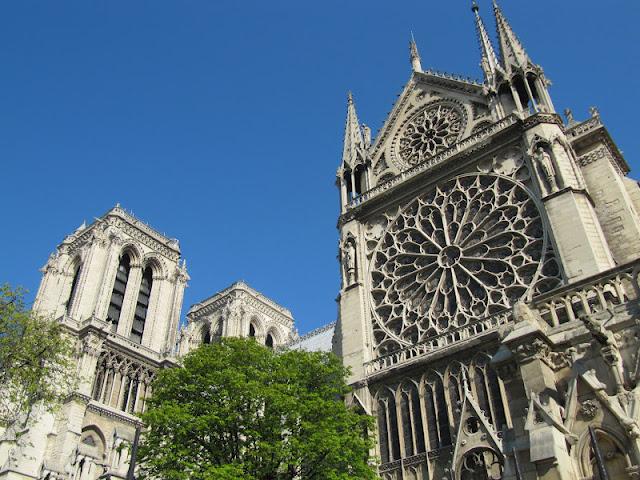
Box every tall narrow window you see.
[249,323,256,338]
[130,266,153,344]
[265,333,274,349]
[202,326,211,344]
[378,400,390,464]
[107,254,131,332]
[65,263,82,315]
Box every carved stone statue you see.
[343,241,356,285]
[534,146,558,193]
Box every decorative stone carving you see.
[579,399,599,420]
[395,101,467,168]
[477,146,529,181]
[533,146,558,193]
[342,240,357,286]
[370,174,558,350]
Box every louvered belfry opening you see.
[131,266,153,344]
[107,254,131,332]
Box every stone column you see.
[500,316,576,480]
[93,234,125,321]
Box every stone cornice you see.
[61,314,173,367]
[86,398,143,427]
[567,116,629,175]
[61,205,182,262]
[188,281,294,326]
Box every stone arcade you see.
[2,2,640,479]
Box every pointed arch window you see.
[265,333,274,349]
[249,323,256,338]
[130,266,153,344]
[107,254,131,332]
[65,263,82,315]
[202,326,211,345]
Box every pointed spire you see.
[493,0,532,73]
[409,32,422,73]
[342,91,365,168]
[471,0,501,85]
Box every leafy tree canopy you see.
[0,284,75,434]
[139,337,377,480]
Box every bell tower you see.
[3,205,188,480]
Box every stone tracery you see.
[370,174,560,354]
[397,102,466,167]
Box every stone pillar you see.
[141,275,164,349]
[525,122,614,281]
[93,234,125,321]
[500,313,577,480]
[76,334,105,397]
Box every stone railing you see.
[365,260,640,375]
[533,260,640,328]
[565,115,602,139]
[365,312,511,376]
[348,115,519,210]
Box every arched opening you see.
[460,449,503,480]
[65,262,82,315]
[265,333,274,349]
[249,323,256,338]
[202,326,211,344]
[107,253,131,332]
[353,164,368,196]
[130,266,153,344]
[344,170,354,201]
[498,83,516,114]
[587,430,631,479]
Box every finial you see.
[564,108,576,125]
[347,91,353,104]
[409,33,423,73]
[471,0,479,13]
[589,106,600,118]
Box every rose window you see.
[370,175,556,352]
[398,103,464,166]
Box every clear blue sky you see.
[1,1,639,336]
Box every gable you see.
[368,72,491,188]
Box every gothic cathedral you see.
[335,2,640,479]
[2,2,640,480]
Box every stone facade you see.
[2,3,640,480]
[334,3,640,479]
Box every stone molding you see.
[188,281,293,327]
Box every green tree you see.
[139,337,377,480]
[0,284,76,435]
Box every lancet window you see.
[65,262,82,315]
[130,266,153,344]
[91,348,155,415]
[265,333,274,349]
[375,356,509,466]
[106,254,131,332]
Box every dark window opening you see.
[130,266,153,344]
[202,327,211,344]
[249,323,256,338]
[265,333,274,349]
[65,263,82,314]
[107,254,131,332]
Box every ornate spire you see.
[342,92,365,168]
[493,0,532,73]
[409,32,422,73]
[472,0,501,85]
